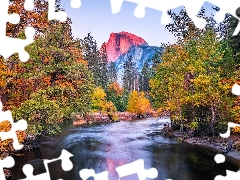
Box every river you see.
[9,117,240,180]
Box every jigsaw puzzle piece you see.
[0,26,35,62]
[79,169,109,180]
[0,102,28,150]
[24,0,34,11]
[56,149,74,171]
[21,164,51,180]
[207,0,240,35]
[215,170,240,180]
[219,122,240,138]
[232,83,240,95]
[182,0,207,29]
[0,156,15,180]
[0,0,35,62]
[110,0,124,14]
[116,159,158,180]
[70,0,81,9]
[21,149,73,180]
[48,0,67,22]
[110,0,204,27]
[0,0,20,36]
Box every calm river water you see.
[9,117,240,180]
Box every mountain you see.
[114,44,163,85]
[104,31,147,62]
[103,31,163,85]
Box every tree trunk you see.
[210,100,216,137]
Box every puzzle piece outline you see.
[0,0,68,62]
[0,156,15,180]
[20,149,74,180]
[110,0,240,36]
[0,102,28,150]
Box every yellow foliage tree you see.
[127,91,152,117]
[91,87,117,114]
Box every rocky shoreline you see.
[171,131,240,165]
[72,112,152,125]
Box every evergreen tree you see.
[139,61,151,92]
[122,55,138,92]
[108,62,117,83]
[80,33,108,89]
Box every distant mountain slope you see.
[104,31,147,62]
[114,44,163,85]
[102,31,163,84]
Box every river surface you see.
[9,117,240,180]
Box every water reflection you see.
[9,117,240,180]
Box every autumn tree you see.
[150,8,236,136]
[91,87,117,120]
[11,19,95,135]
[106,82,127,112]
[127,91,152,117]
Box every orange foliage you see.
[109,82,124,95]
[127,91,152,116]
[0,121,26,154]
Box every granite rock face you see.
[104,31,147,62]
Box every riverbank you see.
[172,131,240,165]
[72,111,154,125]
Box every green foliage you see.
[190,121,198,130]
[8,19,95,135]
[13,94,63,135]
[91,87,118,120]
[150,9,236,136]
[127,91,152,116]
[80,33,108,90]
[106,82,128,112]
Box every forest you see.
[0,0,240,159]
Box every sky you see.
[61,0,216,47]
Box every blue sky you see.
[61,0,216,47]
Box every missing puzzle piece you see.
[0,156,15,180]
[0,102,28,150]
[110,0,240,35]
[20,149,74,180]
[116,159,158,180]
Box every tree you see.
[10,19,95,135]
[106,82,127,112]
[108,62,117,83]
[127,91,152,117]
[80,33,108,89]
[91,87,117,117]
[139,61,151,92]
[123,55,138,92]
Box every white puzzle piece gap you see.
[214,154,226,164]
[110,0,240,35]
[116,159,158,180]
[79,169,109,180]
[71,0,81,9]
[0,156,15,180]
[220,122,240,138]
[232,83,240,96]
[0,102,28,150]
[24,0,34,11]
[21,149,74,180]
[0,0,35,62]
[48,0,67,22]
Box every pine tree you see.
[139,61,150,92]
[80,33,108,89]
[122,55,138,92]
[108,62,117,83]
